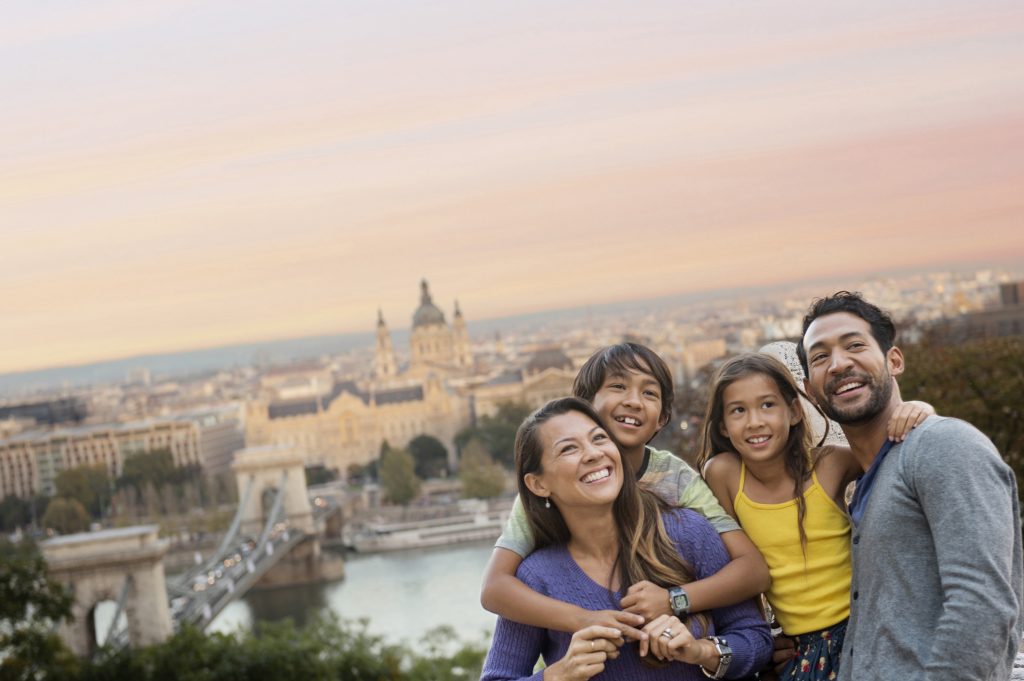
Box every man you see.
[797,291,1023,680]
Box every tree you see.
[901,336,1024,498]
[55,465,111,519]
[408,435,450,479]
[0,495,30,533]
[455,401,533,469]
[458,439,506,499]
[305,465,338,487]
[379,444,421,506]
[117,449,176,492]
[42,497,90,534]
[79,615,484,681]
[0,539,79,680]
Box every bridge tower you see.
[41,526,172,656]
[232,445,314,537]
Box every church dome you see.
[412,279,447,328]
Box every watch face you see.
[669,587,690,613]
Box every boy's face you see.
[591,361,667,453]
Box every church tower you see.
[410,279,455,374]
[452,300,472,368]
[374,308,397,379]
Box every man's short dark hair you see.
[572,342,674,426]
[797,291,897,375]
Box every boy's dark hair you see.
[572,342,674,426]
[796,291,897,375]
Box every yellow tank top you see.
[733,463,852,635]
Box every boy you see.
[480,343,770,640]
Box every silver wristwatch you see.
[701,636,732,679]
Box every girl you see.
[481,397,771,680]
[698,353,931,680]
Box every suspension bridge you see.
[41,445,344,657]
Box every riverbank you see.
[210,541,496,647]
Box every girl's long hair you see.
[516,397,707,635]
[696,353,822,553]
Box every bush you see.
[83,616,484,681]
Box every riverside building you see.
[0,406,243,499]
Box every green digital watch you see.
[667,585,691,618]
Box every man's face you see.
[802,312,903,425]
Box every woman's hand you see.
[887,400,935,442]
[620,580,672,622]
[575,609,647,642]
[641,614,718,668]
[544,626,623,681]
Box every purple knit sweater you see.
[481,509,771,681]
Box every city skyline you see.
[4,0,1023,375]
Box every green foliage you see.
[0,546,486,681]
[404,625,488,681]
[901,336,1024,497]
[459,438,506,499]
[408,434,449,479]
[42,497,90,534]
[379,444,421,506]
[346,462,375,484]
[81,616,484,681]
[0,539,79,681]
[0,495,31,533]
[55,465,111,519]
[455,401,533,469]
[304,465,338,487]
[117,450,177,491]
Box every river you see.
[208,541,497,648]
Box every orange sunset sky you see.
[2,0,1023,375]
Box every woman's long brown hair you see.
[515,397,708,636]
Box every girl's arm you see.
[886,400,935,443]
[818,400,937,498]
[481,547,646,637]
[621,457,769,620]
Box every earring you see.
[545,498,551,509]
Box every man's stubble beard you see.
[818,370,894,427]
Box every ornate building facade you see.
[246,280,473,476]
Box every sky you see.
[3,0,1023,375]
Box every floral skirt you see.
[781,619,847,680]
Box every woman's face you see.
[526,410,623,510]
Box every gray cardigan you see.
[839,416,1023,680]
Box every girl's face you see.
[524,410,623,510]
[719,373,802,466]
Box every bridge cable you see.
[101,574,133,651]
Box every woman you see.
[481,397,771,681]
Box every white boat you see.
[350,510,507,552]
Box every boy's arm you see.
[622,463,769,619]
[679,460,769,609]
[481,547,646,637]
